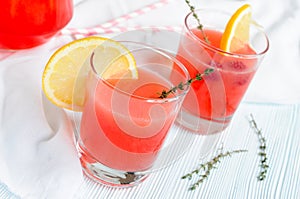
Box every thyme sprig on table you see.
[158,68,213,99]
[181,114,269,191]
[249,114,269,181]
[182,149,247,190]
[185,0,210,43]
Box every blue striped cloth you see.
[2,102,300,198]
[71,102,300,198]
[0,181,19,199]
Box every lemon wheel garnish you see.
[42,36,137,111]
[220,4,252,52]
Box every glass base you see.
[177,109,231,134]
[78,144,149,187]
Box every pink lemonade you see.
[0,0,73,49]
[79,66,181,172]
[176,28,257,121]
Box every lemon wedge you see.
[220,4,252,52]
[42,36,137,111]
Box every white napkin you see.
[0,40,83,198]
[238,0,299,104]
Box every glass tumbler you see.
[176,8,269,134]
[75,41,190,187]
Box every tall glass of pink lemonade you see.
[176,8,269,134]
[77,41,190,187]
[0,0,73,50]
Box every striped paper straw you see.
[61,0,172,37]
[67,25,182,40]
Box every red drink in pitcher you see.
[0,0,73,49]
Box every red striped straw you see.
[60,0,173,38]
[68,25,182,40]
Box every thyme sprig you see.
[158,68,213,99]
[185,0,210,43]
[182,149,247,190]
[249,114,269,181]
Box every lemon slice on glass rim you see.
[220,4,252,53]
[42,36,137,111]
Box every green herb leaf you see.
[182,149,247,190]
[249,114,269,181]
[158,69,214,99]
[185,0,210,43]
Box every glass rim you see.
[89,40,191,103]
[184,8,270,58]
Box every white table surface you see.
[1,0,300,198]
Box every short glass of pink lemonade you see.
[77,41,190,187]
[176,8,269,134]
[0,0,73,50]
